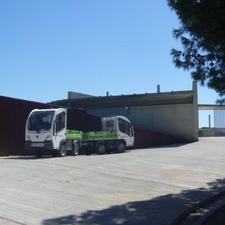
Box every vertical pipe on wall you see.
[192,81,199,141]
[208,114,211,128]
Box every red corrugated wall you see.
[67,108,101,132]
[0,96,101,156]
[133,127,179,149]
[0,96,54,156]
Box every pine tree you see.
[168,0,225,103]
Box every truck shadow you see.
[3,152,128,160]
[2,155,54,160]
[1,142,198,160]
[42,178,225,225]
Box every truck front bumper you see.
[25,141,53,151]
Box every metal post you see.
[208,114,211,128]
[157,85,160,93]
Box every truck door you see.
[117,118,134,147]
[53,111,66,149]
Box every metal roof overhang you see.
[52,91,194,109]
[198,104,225,110]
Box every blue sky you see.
[0,0,219,126]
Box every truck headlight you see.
[26,135,30,141]
[45,134,51,140]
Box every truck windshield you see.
[27,111,55,132]
[118,118,131,136]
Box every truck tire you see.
[51,150,57,157]
[97,143,107,155]
[117,141,126,153]
[58,143,67,157]
[36,150,43,157]
[84,146,92,155]
[72,142,79,156]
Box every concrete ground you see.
[0,137,225,225]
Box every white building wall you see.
[87,82,198,142]
[87,103,198,141]
[214,110,225,128]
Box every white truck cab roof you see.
[30,108,65,114]
[102,115,131,123]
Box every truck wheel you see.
[84,147,92,155]
[97,143,106,155]
[51,150,57,157]
[36,150,43,157]
[117,141,126,153]
[72,142,79,156]
[58,143,67,157]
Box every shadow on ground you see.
[42,179,225,225]
[2,155,54,160]
[3,142,190,160]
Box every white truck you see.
[25,108,134,157]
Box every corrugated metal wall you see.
[67,108,101,132]
[0,96,52,156]
[133,127,180,149]
[0,96,101,156]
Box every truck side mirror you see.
[130,125,134,137]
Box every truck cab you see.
[102,115,134,147]
[25,108,67,156]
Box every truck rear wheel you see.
[51,150,57,157]
[97,143,107,155]
[72,142,79,156]
[117,141,126,153]
[84,146,92,155]
[58,143,67,157]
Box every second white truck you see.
[25,108,134,157]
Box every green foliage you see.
[168,0,225,103]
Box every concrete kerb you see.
[170,190,225,225]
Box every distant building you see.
[68,91,94,100]
[52,82,199,142]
